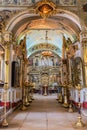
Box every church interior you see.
[0,0,87,129]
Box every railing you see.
[0,0,77,6]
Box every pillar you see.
[80,31,87,87]
[3,31,12,89]
[20,59,23,87]
[4,46,10,88]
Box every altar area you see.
[27,51,61,95]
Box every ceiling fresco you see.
[25,29,75,57]
[27,40,62,57]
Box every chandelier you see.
[35,0,57,19]
[41,30,53,56]
[42,51,53,56]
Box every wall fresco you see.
[0,0,77,6]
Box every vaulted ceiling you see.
[16,15,80,57]
[0,0,83,57]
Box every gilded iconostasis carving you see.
[27,51,61,89]
[71,57,83,87]
[28,51,60,67]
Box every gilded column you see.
[62,35,66,59]
[20,59,23,87]
[62,36,67,83]
[3,31,12,89]
[80,31,87,87]
[1,29,12,126]
[4,46,10,88]
[18,36,28,110]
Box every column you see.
[80,31,87,87]
[68,59,72,81]
[62,35,69,84]
[1,30,12,126]
[4,46,10,88]
[3,31,12,89]
[20,59,23,88]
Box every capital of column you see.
[80,31,87,43]
[0,30,12,47]
[4,31,12,46]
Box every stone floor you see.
[0,94,87,130]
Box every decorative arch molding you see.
[5,8,84,37]
[27,43,61,57]
[27,48,60,58]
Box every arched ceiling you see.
[6,8,81,58]
[26,30,63,57]
[7,12,81,36]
